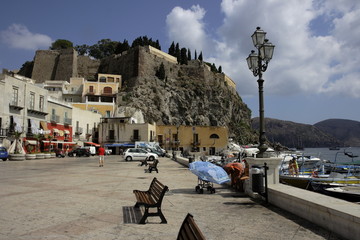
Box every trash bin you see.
[251,165,264,193]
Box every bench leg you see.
[139,207,149,224]
[158,207,167,224]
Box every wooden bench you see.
[133,177,168,224]
[177,213,206,240]
[148,159,159,173]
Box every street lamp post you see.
[246,27,275,158]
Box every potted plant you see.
[25,145,37,160]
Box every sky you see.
[1,0,360,125]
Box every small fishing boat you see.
[322,185,360,202]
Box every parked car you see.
[144,147,165,157]
[83,146,96,156]
[0,146,9,161]
[54,148,65,158]
[124,148,158,161]
[68,148,90,157]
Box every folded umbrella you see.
[189,161,230,184]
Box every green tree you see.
[175,43,180,63]
[115,39,130,54]
[211,63,217,72]
[74,44,89,55]
[131,36,161,50]
[198,51,203,61]
[180,48,188,65]
[168,41,175,56]
[187,48,191,61]
[50,39,73,50]
[218,66,222,73]
[88,39,118,59]
[156,62,166,80]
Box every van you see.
[83,146,96,156]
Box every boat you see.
[322,185,360,202]
[329,146,340,150]
[280,149,360,194]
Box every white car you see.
[124,148,158,161]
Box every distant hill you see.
[252,118,342,148]
[314,119,360,147]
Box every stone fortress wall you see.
[31,49,100,83]
[30,46,235,91]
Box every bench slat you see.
[133,177,168,224]
[177,213,206,240]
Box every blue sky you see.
[1,0,360,125]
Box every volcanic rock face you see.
[100,46,255,143]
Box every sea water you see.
[302,147,360,164]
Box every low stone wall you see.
[268,184,360,240]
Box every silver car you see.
[124,148,158,161]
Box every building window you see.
[99,76,106,82]
[39,95,44,112]
[29,92,35,110]
[89,86,94,93]
[11,87,18,106]
[103,87,112,94]
[106,111,111,117]
[109,130,115,140]
[133,129,139,141]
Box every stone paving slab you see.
[0,155,345,240]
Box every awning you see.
[64,130,70,134]
[53,128,59,133]
[105,143,135,147]
[85,142,100,147]
[42,141,76,144]
[25,140,38,145]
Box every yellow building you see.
[156,125,228,155]
[71,74,121,117]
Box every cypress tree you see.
[175,43,181,63]
[180,48,188,65]
[187,48,191,61]
[168,42,175,56]
[198,51,203,61]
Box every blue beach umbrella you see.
[189,161,230,184]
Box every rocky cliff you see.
[99,46,256,144]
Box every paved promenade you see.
[0,155,344,240]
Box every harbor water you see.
[302,147,360,163]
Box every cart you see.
[195,177,216,194]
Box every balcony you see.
[9,102,24,111]
[64,118,72,126]
[50,114,60,123]
[27,108,48,116]
[75,127,83,135]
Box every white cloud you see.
[166,0,360,98]
[1,24,53,50]
[166,5,210,52]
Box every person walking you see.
[98,145,105,167]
